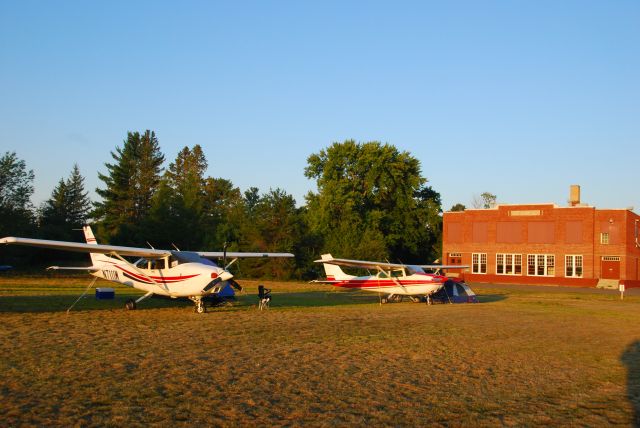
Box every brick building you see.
[442,186,640,288]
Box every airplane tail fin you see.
[83,225,108,265]
[83,225,98,245]
[320,254,354,281]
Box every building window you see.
[472,253,487,274]
[496,253,522,275]
[448,253,462,264]
[600,233,609,244]
[527,254,555,276]
[565,255,583,278]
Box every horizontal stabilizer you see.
[47,266,102,272]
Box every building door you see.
[601,256,621,279]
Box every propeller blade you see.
[228,278,243,291]
[222,241,228,268]
[202,277,222,293]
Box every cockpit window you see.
[170,251,218,266]
[134,258,149,268]
[390,269,404,278]
[404,265,425,275]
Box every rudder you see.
[320,254,354,280]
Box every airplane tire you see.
[125,299,136,310]
[195,304,206,314]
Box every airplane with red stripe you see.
[0,226,293,313]
[314,254,467,304]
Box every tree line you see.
[1,131,445,279]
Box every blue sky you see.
[1,1,638,211]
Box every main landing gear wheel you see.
[125,299,137,310]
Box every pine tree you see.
[148,145,207,249]
[39,178,68,239]
[94,131,164,243]
[39,165,92,241]
[65,164,92,227]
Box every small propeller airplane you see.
[0,226,294,313]
[314,254,467,304]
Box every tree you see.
[199,177,245,249]
[160,145,207,249]
[239,188,297,278]
[93,130,164,244]
[450,203,466,212]
[304,140,442,263]
[65,164,92,227]
[0,151,35,237]
[481,192,497,209]
[39,164,92,241]
[471,192,497,209]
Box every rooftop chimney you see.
[569,185,581,207]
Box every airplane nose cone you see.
[220,270,234,281]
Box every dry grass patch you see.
[0,277,639,426]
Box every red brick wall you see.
[443,204,640,288]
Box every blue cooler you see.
[95,287,115,300]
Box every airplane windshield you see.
[405,265,425,275]
[170,251,218,266]
[134,258,149,268]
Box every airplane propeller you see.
[222,241,228,268]
[228,278,243,291]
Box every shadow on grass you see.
[0,290,510,313]
[622,341,640,427]
[477,294,508,304]
[243,290,379,309]
[0,294,193,313]
[0,290,379,313]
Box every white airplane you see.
[0,226,293,313]
[314,253,467,304]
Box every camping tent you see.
[431,279,478,304]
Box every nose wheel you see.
[191,296,207,314]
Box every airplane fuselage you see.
[92,259,226,298]
[325,272,445,296]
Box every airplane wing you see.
[314,255,469,271]
[0,237,170,258]
[421,264,470,270]
[197,252,294,259]
[313,255,406,271]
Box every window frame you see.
[565,255,583,278]
[527,254,555,277]
[496,253,522,275]
[472,253,487,274]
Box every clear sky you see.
[1,1,638,212]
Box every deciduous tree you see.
[304,140,442,263]
[0,151,35,237]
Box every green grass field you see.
[1,276,639,426]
